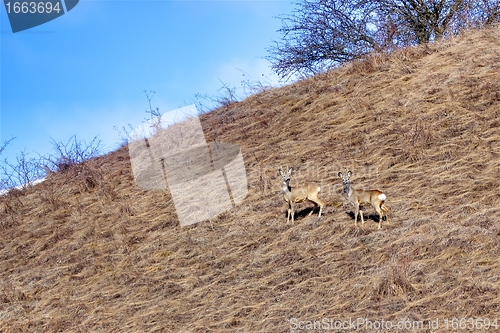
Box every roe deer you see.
[279,167,324,223]
[338,170,388,229]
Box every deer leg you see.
[308,201,317,216]
[287,203,291,223]
[359,209,365,225]
[308,204,315,216]
[377,210,383,229]
[381,204,389,224]
[307,195,320,217]
[375,205,383,229]
[354,204,359,226]
[313,198,324,217]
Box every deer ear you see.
[287,167,292,175]
[279,168,284,176]
[338,172,343,179]
[347,170,352,178]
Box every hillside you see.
[1,26,500,332]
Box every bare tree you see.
[267,0,379,80]
[268,0,500,79]
[376,0,467,44]
[467,0,500,25]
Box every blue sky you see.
[1,0,295,167]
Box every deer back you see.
[286,184,318,203]
[351,188,385,205]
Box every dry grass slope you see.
[1,26,500,332]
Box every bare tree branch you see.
[0,137,15,156]
[268,0,500,79]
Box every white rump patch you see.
[318,186,321,192]
[378,193,386,201]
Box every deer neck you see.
[282,179,292,193]
[343,182,353,197]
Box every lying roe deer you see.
[338,170,389,229]
[279,167,324,223]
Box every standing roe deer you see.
[338,170,389,229]
[279,167,324,223]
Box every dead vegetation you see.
[1,26,500,332]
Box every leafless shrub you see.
[239,69,275,96]
[143,90,163,133]
[195,79,239,113]
[113,124,134,148]
[1,150,45,190]
[39,135,114,198]
[44,136,102,173]
[0,139,43,223]
[144,90,161,119]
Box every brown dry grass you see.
[1,26,500,332]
